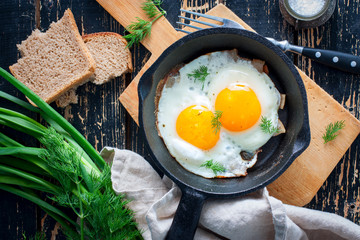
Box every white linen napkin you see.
[102,147,360,240]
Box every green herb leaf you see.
[0,184,77,227]
[124,0,166,48]
[322,120,345,143]
[0,69,142,239]
[0,67,106,170]
[260,116,279,135]
[211,110,223,134]
[187,65,210,90]
[200,160,226,175]
[0,90,39,113]
[124,18,152,48]
[142,0,163,19]
[39,128,141,239]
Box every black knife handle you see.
[302,47,360,74]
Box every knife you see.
[266,37,360,74]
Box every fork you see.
[176,9,360,74]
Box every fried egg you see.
[156,50,281,178]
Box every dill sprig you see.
[200,160,226,175]
[187,65,210,90]
[124,0,166,48]
[142,0,164,18]
[39,128,141,239]
[124,18,153,48]
[322,120,345,143]
[260,116,279,135]
[0,69,141,239]
[211,110,223,134]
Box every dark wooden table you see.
[1,0,359,239]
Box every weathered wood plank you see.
[0,0,39,239]
[1,0,359,238]
[295,0,360,224]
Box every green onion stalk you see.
[0,68,142,239]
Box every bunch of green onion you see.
[0,68,142,239]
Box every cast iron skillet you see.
[138,28,310,239]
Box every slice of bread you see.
[82,32,132,85]
[9,9,96,104]
[55,32,132,107]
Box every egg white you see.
[157,50,281,178]
[207,59,281,152]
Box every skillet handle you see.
[166,187,208,240]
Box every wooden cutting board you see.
[96,0,360,206]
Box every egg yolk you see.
[176,105,220,150]
[215,84,261,131]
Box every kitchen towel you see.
[103,147,360,240]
